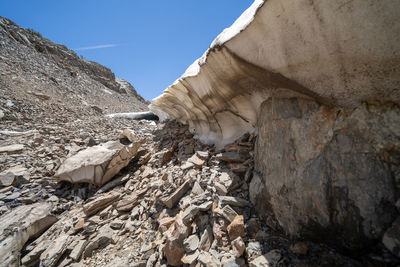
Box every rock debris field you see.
[1,114,399,266]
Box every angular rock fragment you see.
[120,128,136,142]
[55,140,143,186]
[227,215,245,241]
[221,205,239,222]
[188,154,205,166]
[181,250,200,264]
[249,250,281,267]
[217,152,245,163]
[198,251,220,266]
[39,234,73,267]
[222,258,246,267]
[163,179,191,209]
[164,214,188,266]
[219,196,249,207]
[199,226,213,251]
[232,236,245,257]
[96,173,130,194]
[83,192,120,216]
[0,202,58,266]
[158,217,175,233]
[0,172,15,187]
[83,225,114,258]
[183,234,199,252]
[115,194,140,212]
[182,205,200,224]
[69,239,88,261]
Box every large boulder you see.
[55,140,143,186]
[252,98,399,252]
[0,202,58,266]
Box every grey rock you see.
[198,251,220,267]
[249,250,281,267]
[3,192,20,202]
[191,181,205,195]
[215,182,228,195]
[83,225,114,258]
[83,192,120,216]
[198,201,213,211]
[199,226,213,251]
[39,234,72,267]
[181,250,200,265]
[222,258,246,267]
[0,202,58,266]
[221,205,238,222]
[253,99,399,251]
[162,179,191,209]
[183,234,199,252]
[69,239,88,261]
[0,172,15,187]
[246,241,263,261]
[231,237,245,257]
[55,140,143,186]
[219,196,249,207]
[182,205,200,224]
[0,144,24,153]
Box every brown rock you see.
[83,192,120,216]
[161,147,175,166]
[159,217,175,233]
[291,242,308,255]
[227,215,245,241]
[115,194,140,212]
[216,152,245,163]
[163,179,191,209]
[164,214,189,266]
[188,154,205,166]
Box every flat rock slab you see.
[163,179,191,209]
[0,144,24,153]
[55,140,143,186]
[0,202,58,266]
[83,192,121,216]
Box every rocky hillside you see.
[1,1,400,266]
[0,16,148,120]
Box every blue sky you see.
[0,1,253,101]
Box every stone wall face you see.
[252,98,400,252]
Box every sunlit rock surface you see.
[150,0,400,147]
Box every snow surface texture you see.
[150,0,400,147]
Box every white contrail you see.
[74,44,118,51]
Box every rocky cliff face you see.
[150,0,400,255]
